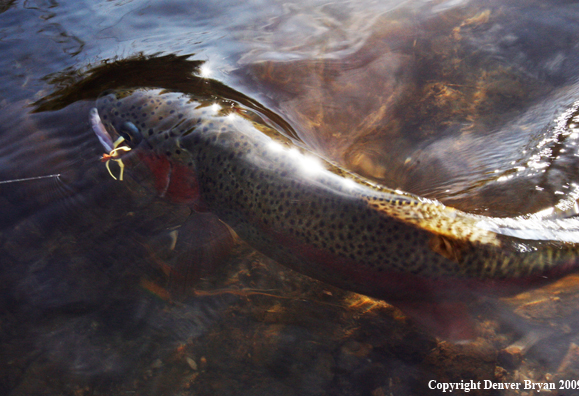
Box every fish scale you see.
[94,88,579,339]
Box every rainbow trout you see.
[90,88,579,339]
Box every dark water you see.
[3,0,579,395]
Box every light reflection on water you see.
[2,0,579,395]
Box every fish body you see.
[93,89,579,339]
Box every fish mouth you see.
[90,106,137,155]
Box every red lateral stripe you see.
[269,227,576,302]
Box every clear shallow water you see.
[3,1,579,395]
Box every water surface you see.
[3,1,579,395]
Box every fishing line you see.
[0,174,62,184]
[0,151,106,223]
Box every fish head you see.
[92,88,215,208]
[95,89,185,151]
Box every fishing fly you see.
[101,136,132,181]
[90,107,132,181]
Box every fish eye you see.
[119,122,142,146]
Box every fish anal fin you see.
[395,300,477,341]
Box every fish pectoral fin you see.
[428,234,468,263]
[143,212,236,300]
[395,300,477,341]
[166,213,236,299]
